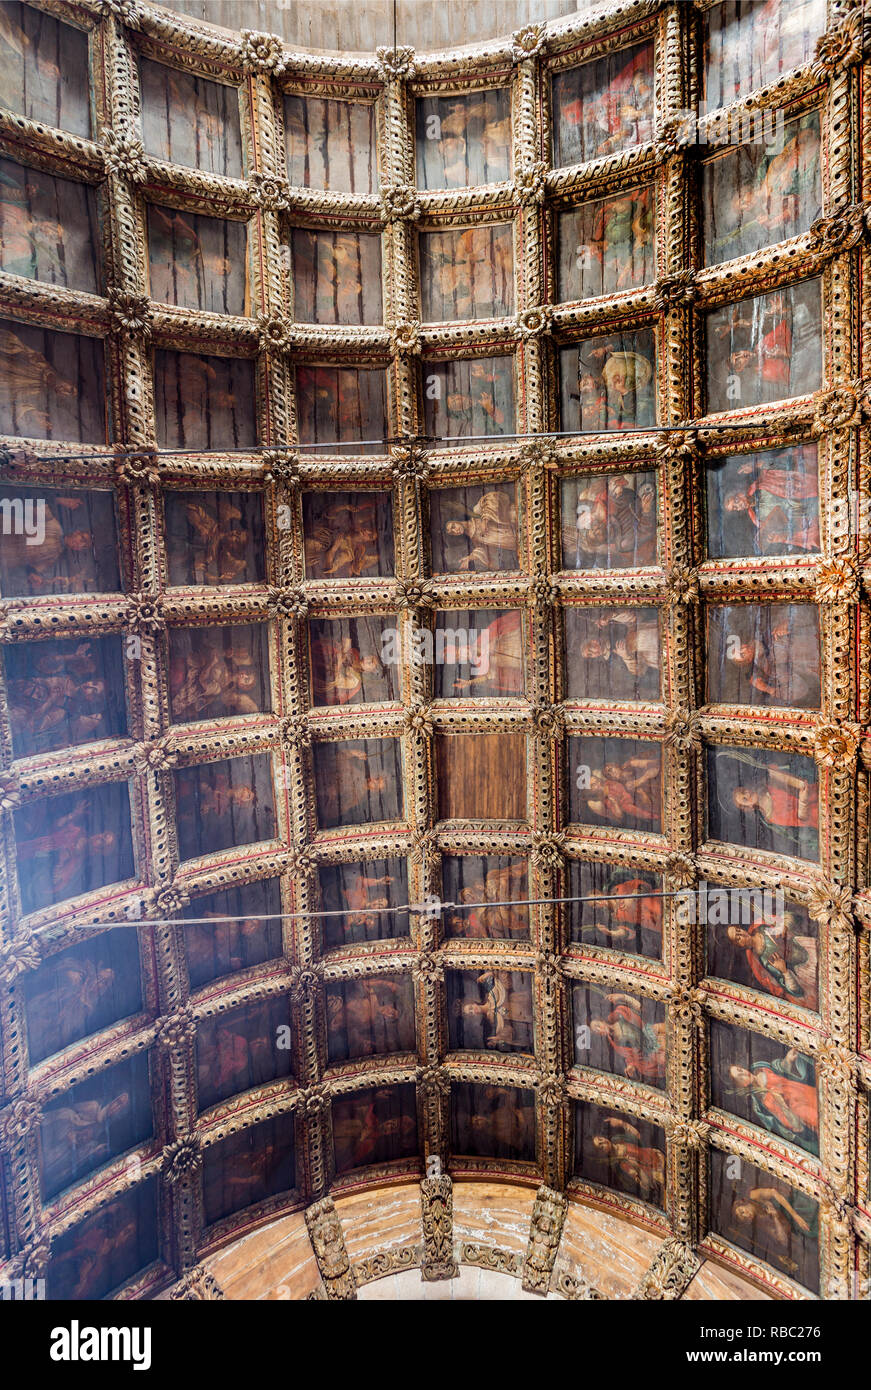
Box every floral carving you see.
[115,449,159,486]
[515,306,552,339]
[267,586,309,619]
[396,576,434,610]
[0,1095,41,1147]
[98,0,143,26]
[814,385,862,431]
[816,554,859,603]
[390,320,422,356]
[257,314,292,354]
[815,721,860,767]
[128,593,166,634]
[0,770,21,810]
[156,1007,197,1050]
[249,172,290,212]
[665,564,699,605]
[0,935,40,985]
[806,883,853,926]
[416,1064,450,1097]
[376,45,416,81]
[108,288,153,339]
[170,1267,225,1300]
[653,271,697,312]
[669,985,707,1025]
[101,129,148,182]
[515,162,547,205]
[666,707,702,751]
[239,29,288,75]
[404,704,433,738]
[380,184,421,224]
[808,203,869,255]
[162,1138,202,1183]
[133,737,179,773]
[530,703,564,739]
[511,23,545,62]
[810,13,865,79]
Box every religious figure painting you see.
[284,94,378,194]
[432,609,525,698]
[196,995,294,1112]
[706,893,819,1012]
[174,754,276,861]
[139,57,243,177]
[706,602,821,709]
[308,615,398,706]
[429,482,519,574]
[450,1082,536,1163]
[163,488,265,587]
[47,1178,159,1301]
[446,968,534,1054]
[564,605,661,702]
[441,854,530,941]
[291,227,382,325]
[154,349,257,452]
[325,973,416,1063]
[319,856,410,949]
[573,983,667,1089]
[147,204,248,316]
[168,622,271,723]
[415,90,512,190]
[707,745,819,862]
[702,110,821,266]
[0,484,121,598]
[561,471,657,570]
[705,280,822,413]
[552,41,655,168]
[437,731,527,822]
[0,3,91,137]
[704,0,827,110]
[23,928,143,1065]
[202,1113,296,1227]
[566,860,663,959]
[38,1052,153,1201]
[0,319,107,442]
[557,186,655,301]
[295,364,389,453]
[710,1022,819,1156]
[705,444,820,558]
[183,878,283,991]
[419,224,514,322]
[423,355,516,440]
[4,634,127,757]
[709,1150,819,1293]
[313,737,404,830]
[560,330,657,432]
[302,491,394,579]
[568,735,664,833]
[573,1101,666,1208]
[0,157,100,293]
[332,1083,419,1174]
[14,782,135,916]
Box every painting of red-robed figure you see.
[567,860,663,959]
[446,968,534,1054]
[326,973,416,1063]
[23,927,143,1065]
[13,783,135,916]
[705,444,820,559]
[38,1052,153,1201]
[573,982,667,1089]
[183,877,284,990]
[561,471,657,570]
[202,1112,297,1226]
[707,745,819,862]
[564,605,661,702]
[710,1021,819,1156]
[709,1150,819,1293]
[442,854,530,942]
[552,41,655,169]
[569,735,664,833]
[4,634,127,757]
[0,484,121,598]
[432,609,525,698]
[332,1083,419,1174]
[196,995,294,1112]
[705,280,822,413]
[450,1082,536,1163]
[706,892,819,1012]
[573,1100,666,1208]
[319,856,410,949]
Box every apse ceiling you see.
[0,0,869,1304]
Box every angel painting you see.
[309,616,397,706]
[313,738,403,830]
[574,1101,666,1207]
[703,111,821,266]
[169,623,271,722]
[415,90,512,190]
[164,489,265,587]
[139,57,243,178]
[706,896,818,1011]
[712,1022,819,1155]
[552,41,655,168]
[567,861,663,959]
[705,280,822,413]
[285,94,378,195]
[561,471,657,570]
[23,928,143,1064]
[319,857,410,948]
[0,156,100,293]
[569,735,664,833]
[47,1180,159,1301]
[38,1053,152,1200]
[183,878,283,990]
[296,364,389,452]
[196,995,293,1112]
[573,983,667,1089]
[706,602,820,709]
[419,223,514,322]
[13,783,134,916]
[429,483,519,574]
[565,606,661,701]
[4,634,126,756]
[0,3,91,138]
[147,204,247,315]
[711,1151,819,1292]
[332,1084,419,1173]
[174,754,276,861]
[705,0,827,109]
[450,1082,536,1163]
[442,855,530,941]
[560,331,657,433]
[0,319,105,442]
[202,1113,296,1226]
[706,444,820,559]
[433,609,525,697]
[447,969,534,1053]
[154,349,257,452]
[303,491,394,579]
[0,485,120,598]
[326,974,416,1062]
[423,355,516,440]
[291,227,382,325]
[707,746,819,862]
[557,186,655,301]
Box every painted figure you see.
[169,626,268,721]
[553,42,655,167]
[558,187,654,300]
[562,472,657,569]
[583,990,667,1085]
[727,1046,819,1152]
[591,1115,665,1202]
[327,977,414,1060]
[451,970,534,1051]
[706,281,822,412]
